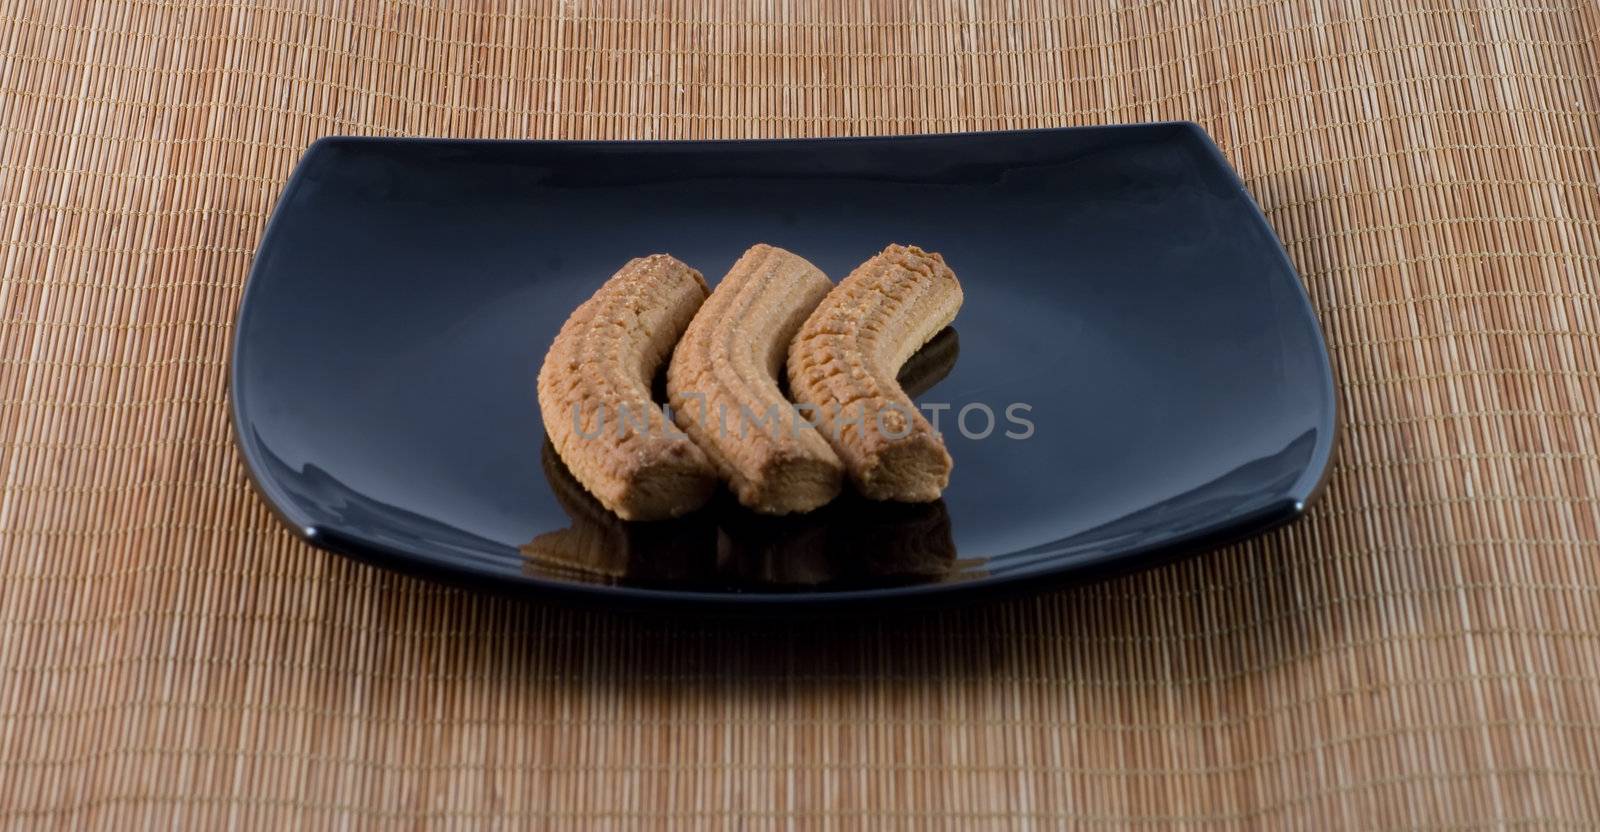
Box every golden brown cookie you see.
[666,244,844,514]
[787,244,964,502]
[536,254,718,521]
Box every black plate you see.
[231,123,1336,612]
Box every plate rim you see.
[228,121,1338,611]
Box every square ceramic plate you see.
[231,123,1336,612]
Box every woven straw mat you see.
[3,2,1599,829]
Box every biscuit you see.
[787,244,963,502]
[667,244,844,514]
[536,254,719,521]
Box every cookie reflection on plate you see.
[895,326,957,401]
[714,494,963,588]
[521,440,718,585]
[523,440,976,590]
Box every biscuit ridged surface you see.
[788,244,964,502]
[667,244,844,513]
[536,254,718,521]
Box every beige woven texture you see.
[3,1,1598,828]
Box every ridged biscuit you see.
[536,254,718,521]
[787,244,964,502]
[667,244,844,514]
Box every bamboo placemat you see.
[3,1,1599,828]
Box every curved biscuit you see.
[667,244,844,514]
[787,244,963,502]
[536,254,718,521]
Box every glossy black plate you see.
[231,123,1336,612]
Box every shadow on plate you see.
[521,327,983,591]
[522,437,985,591]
